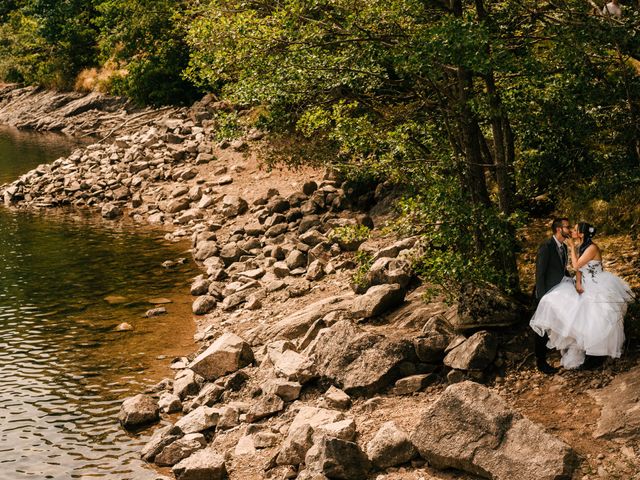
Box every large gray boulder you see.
[351,283,405,320]
[172,447,227,480]
[443,331,498,371]
[175,406,220,434]
[118,394,159,429]
[188,332,254,380]
[411,381,576,480]
[589,364,640,439]
[304,435,371,480]
[155,433,207,466]
[366,421,417,469]
[414,315,458,363]
[304,319,413,395]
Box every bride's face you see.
[572,225,581,240]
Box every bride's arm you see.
[576,270,584,294]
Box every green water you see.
[0,127,199,479]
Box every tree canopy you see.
[1,0,639,296]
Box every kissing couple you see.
[530,218,634,373]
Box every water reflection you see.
[0,129,199,479]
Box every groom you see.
[533,217,571,374]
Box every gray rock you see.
[277,424,315,466]
[319,386,351,410]
[351,284,406,320]
[299,229,327,247]
[411,381,576,480]
[141,425,180,462]
[216,406,240,430]
[155,433,207,466]
[315,418,356,441]
[188,332,254,380]
[192,295,217,315]
[393,373,437,395]
[414,315,457,363]
[274,350,317,384]
[189,382,224,410]
[306,260,326,281]
[366,257,412,288]
[443,331,498,371]
[264,378,302,402]
[173,369,200,400]
[245,394,285,423]
[145,307,167,318]
[167,197,191,214]
[101,203,122,219]
[285,249,307,270]
[589,364,640,439]
[273,261,290,278]
[175,406,220,434]
[158,392,182,413]
[190,278,211,296]
[304,319,413,396]
[304,435,370,480]
[220,194,248,218]
[366,421,417,469]
[172,447,227,480]
[194,241,218,262]
[118,394,159,428]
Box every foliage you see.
[351,250,374,290]
[329,225,371,246]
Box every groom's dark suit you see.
[535,237,570,299]
[533,235,570,369]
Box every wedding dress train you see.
[530,260,633,369]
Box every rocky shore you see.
[1,84,639,480]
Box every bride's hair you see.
[578,222,596,256]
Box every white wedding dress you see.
[530,260,634,369]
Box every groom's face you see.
[560,222,571,239]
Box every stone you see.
[190,278,211,296]
[589,364,640,439]
[393,374,437,395]
[145,307,167,318]
[234,435,256,456]
[118,394,159,428]
[306,260,326,281]
[304,436,370,480]
[188,332,254,380]
[443,331,498,371]
[319,386,351,410]
[277,424,315,466]
[172,447,227,480]
[273,261,290,278]
[366,421,417,469]
[194,241,218,262]
[300,229,327,247]
[155,433,207,466]
[365,257,412,288]
[173,369,200,400]
[141,425,180,462]
[257,295,354,342]
[410,381,576,480]
[414,315,457,363]
[101,203,122,219]
[167,197,191,214]
[158,392,182,413]
[216,406,240,430]
[245,394,285,423]
[285,249,307,270]
[304,319,412,396]
[274,350,317,384]
[189,382,225,410]
[115,322,133,331]
[315,418,356,441]
[290,406,346,434]
[220,194,248,218]
[264,378,302,402]
[254,432,280,448]
[351,284,406,320]
[175,406,220,434]
[192,295,217,315]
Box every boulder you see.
[304,436,370,480]
[443,331,498,371]
[192,295,217,315]
[141,425,180,462]
[175,406,220,434]
[366,421,416,469]
[188,332,254,380]
[351,284,406,320]
[319,386,351,410]
[393,373,437,395]
[285,249,307,270]
[167,197,191,214]
[276,424,315,466]
[155,433,207,466]
[589,364,640,439]
[274,350,317,384]
[172,447,227,480]
[101,203,122,219]
[411,381,576,480]
[220,194,248,218]
[365,257,412,288]
[304,320,413,395]
[158,392,182,413]
[118,394,159,428]
[413,315,458,363]
[245,394,285,423]
[173,369,200,400]
[315,418,356,441]
[264,378,302,402]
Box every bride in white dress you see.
[530,222,634,369]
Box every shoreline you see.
[1,84,638,480]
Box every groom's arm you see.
[535,243,549,299]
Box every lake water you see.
[0,126,199,479]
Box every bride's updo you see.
[578,222,596,256]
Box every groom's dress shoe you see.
[537,361,559,375]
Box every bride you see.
[530,222,634,369]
